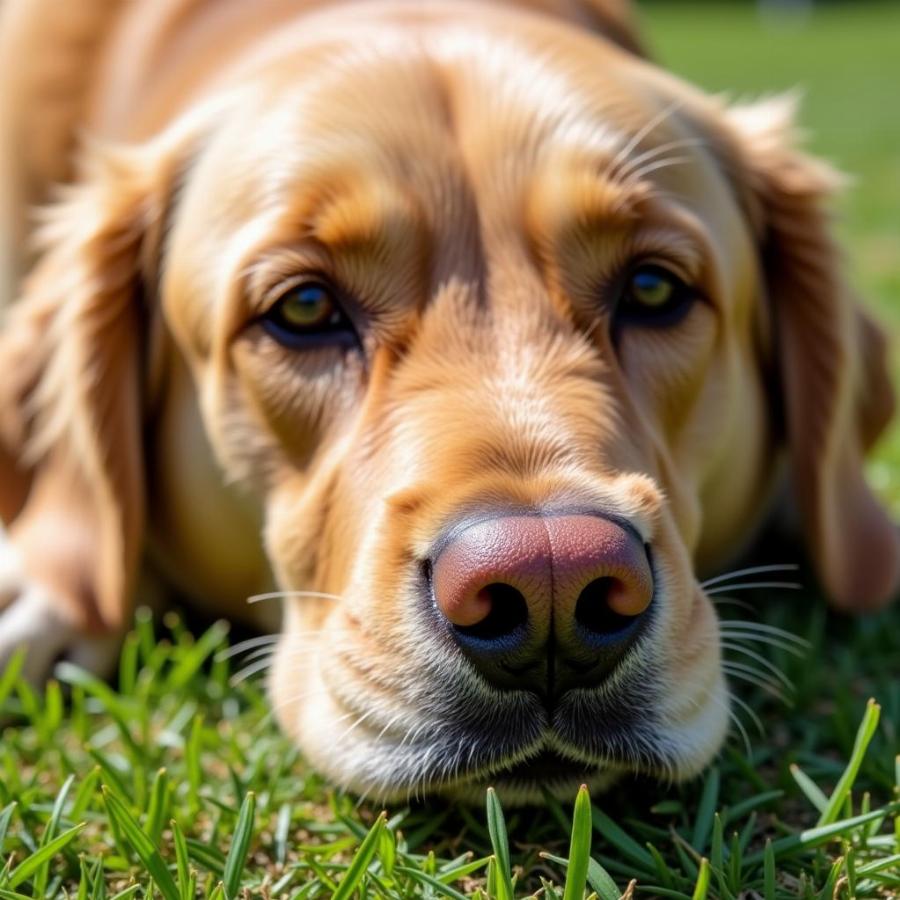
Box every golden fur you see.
[0,0,896,800]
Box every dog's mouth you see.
[485,750,601,786]
[427,743,628,804]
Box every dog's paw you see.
[0,541,120,684]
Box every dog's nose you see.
[430,514,653,693]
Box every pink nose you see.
[430,514,653,691]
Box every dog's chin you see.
[431,750,624,805]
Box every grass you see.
[0,611,898,897]
[2,2,900,897]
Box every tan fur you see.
[0,0,896,799]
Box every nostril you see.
[454,583,528,640]
[574,577,642,637]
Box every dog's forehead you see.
[194,15,692,214]
[165,13,752,349]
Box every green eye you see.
[262,281,357,348]
[630,268,676,308]
[277,284,338,328]
[617,264,695,327]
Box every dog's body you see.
[0,0,897,801]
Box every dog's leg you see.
[0,526,121,682]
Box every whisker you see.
[618,155,695,186]
[701,564,800,589]
[219,638,323,668]
[247,590,344,604]
[730,694,766,738]
[614,136,706,182]
[728,707,753,757]
[334,707,380,745]
[711,597,756,613]
[710,691,752,756]
[719,620,810,647]
[215,634,280,661]
[722,662,790,702]
[720,642,794,687]
[328,706,370,731]
[263,685,335,717]
[720,631,807,658]
[230,656,278,686]
[706,581,803,596]
[267,627,355,641]
[606,98,685,178]
[234,645,278,666]
[374,709,409,745]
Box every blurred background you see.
[638,0,900,513]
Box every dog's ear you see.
[572,0,648,57]
[0,131,191,631]
[727,96,899,611]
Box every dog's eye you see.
[261,281,356,348]
[616,264,694,326]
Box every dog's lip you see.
[484,749,601,785]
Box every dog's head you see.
[2,2,897,800]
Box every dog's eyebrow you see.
[525,160,650,248]
[309,180,422,258]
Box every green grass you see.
[0,610,898,897]
[2,2,900,897]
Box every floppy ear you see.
[572,0,648,58]
[0,139,180,632]
[728,96,899,611]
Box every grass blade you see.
[185,838,226,876]
[71,767,102,821]
[540,852,619,900]
[763,839,775,900]
[691,858,710,900]
[747,804,898,864]
[167,621,230,690]
[816,855,844,900]
[563,785,593,900]
[222,791,255,899]
[144,769,170,846]
[0,804,16,850]
[485,788,515,900]
[591,807,654,871]
[7,822,85,889]
[789,764,828,814]
[102,787,179,900]
[274,803,291,868]
[332,811,387,900]
[0,649,25,710]
[171,820,191,900]
[856,852,900,876]
[692,768,720,853]
[818,699,880,826]
[436,856,493,884]
[395,867,470,900]
[33,774,76,897]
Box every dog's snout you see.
[430,514,653,693]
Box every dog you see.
[0,0,897,802]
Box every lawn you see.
[1,3,899,898]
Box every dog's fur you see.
[0,0,897,801]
